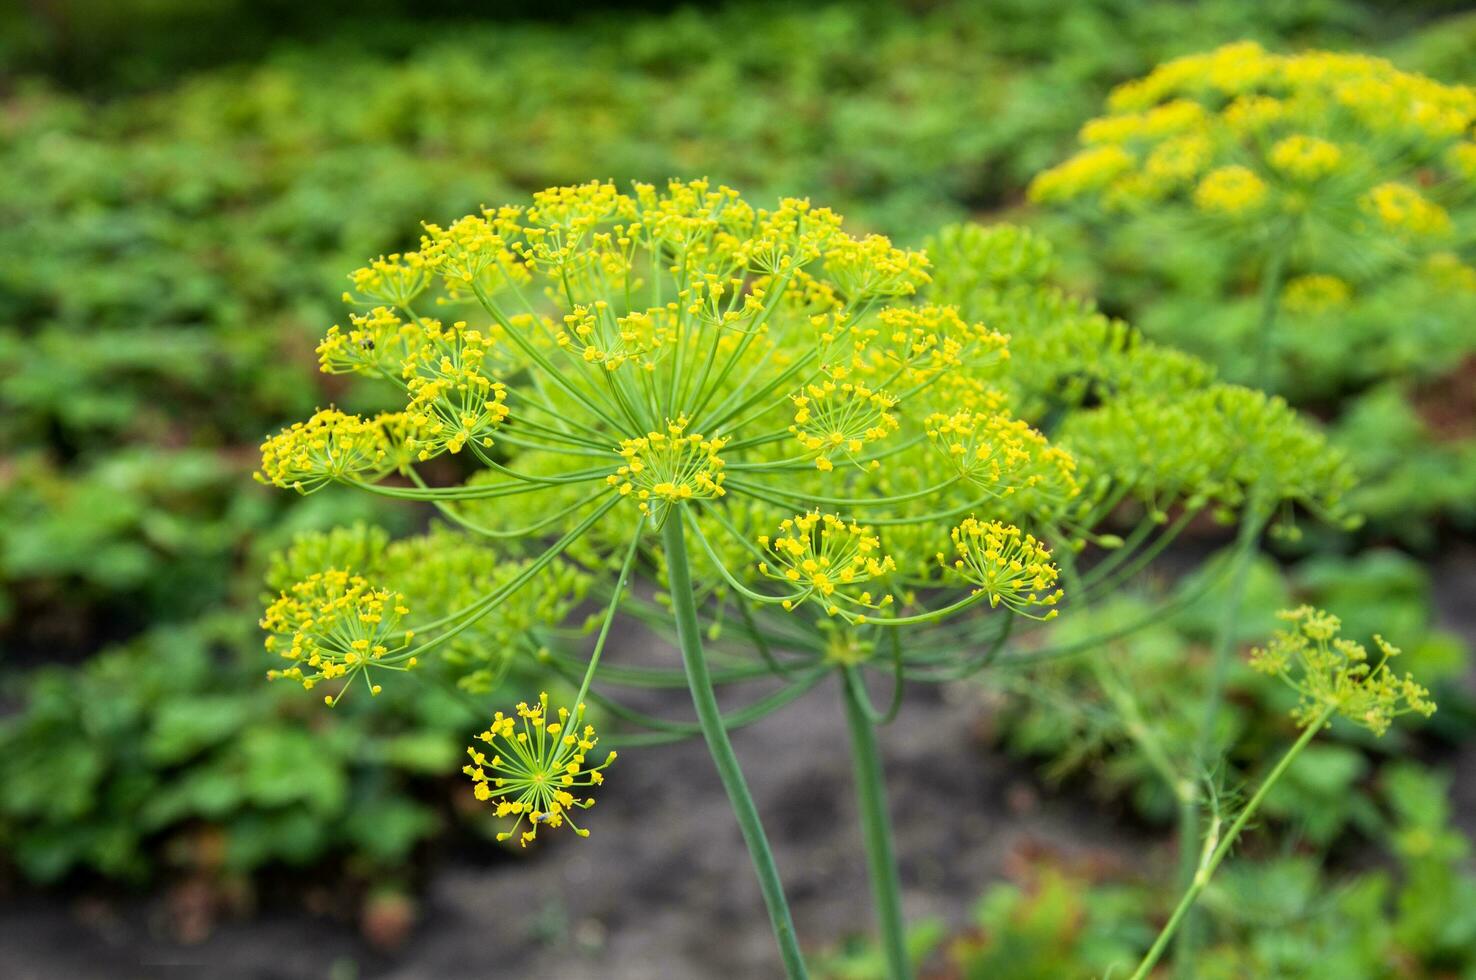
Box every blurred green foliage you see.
[995,549,1470,843]
[0,613,468,883]
[821,764,1476,978]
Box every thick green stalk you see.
[1132,708,1331,980]
[841,668,912,980]
[662,515,810,979]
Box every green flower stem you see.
[1053,542,1188,812]
[573,529,644,707]
[1131,706,1333,980]
[1175,500,1268,975]
[1250,237,1291,391]
[593,668,827,746]
[841,667,913,980]
[663,513,810,980]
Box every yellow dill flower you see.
[344,252,431,308]
[924,410,1078,502]
[261,570,414,701]
[940,518,1062,618]
[789,378,899,471]
[822,233,932,300]
[1222,94,1286,135]
[757,512,896,621]
[608,419,727,516]
[1268,134,1343,182]
[463,693,616,845]
[419,212,528,288]
[1250,606,1436,735]
[1080,98,1209,145]
[256,408,388,493]
[1193,165,1269,216]
[1107,41,1280,113]
[555,302,673,371]
[401,319,512,458]
[1045,42,1476,231]
[1281,274,1352,315]
[318,306,423,377]
[867,305,1010,378]
[1362,182,1452,238]
[1142,133,1214,187]
[1028,145,1135,204]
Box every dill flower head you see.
[1362,182,1452,239]
[1250,605,1436,735]
[317,306,422,377]
[1032,41,1476,232]
[924,409,1077,499]
[1281,274,1352,315]
[1193,165,1269,217]
[1267,134,1343,182]
[401,318,513,457]
[256,408,389,493]
[608,419,727,516]
[757,512,896,621]
[789,378,898,471]
[941,518,1061,618]
[261,569,414,702]
[462,693,615,845]
[261,179,1081,636]
[345,252,432,308]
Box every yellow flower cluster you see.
[317,306,421,377]
[344,252,431,308]
[463,693,616,846]
[609,419,728,516]
[261,182,1093,746]
[1267,134,1342,182]
[256,408,388,493]
[1250,606,1436,735]
[556,302,668,371]
[758,512,896,621]
[924,409,1079,502]
[261,570,414,701]
[868,305,1010,382]
[418,211,530,289]
[940,518,1062,618]
[1192,165,1269,216]
[823,232,934,300]
[789,378,899,471]
[1031,41,1476,225]
[1281,274,1352,315]
[1028,145,1134,205]
[1362,182,1452,239]
[401,319,512,458]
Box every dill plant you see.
[1020,42,1466,974]
[1032,42,1476,540]
[256,181,1358,977]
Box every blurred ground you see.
[2,547,1472,979]
[0,649,1145,978]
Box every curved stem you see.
[1249,238,1290,394]
[1175,500,1268,974]
[663,514,810,979]
[1131,708,1331,980]
[841,667,912,980]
